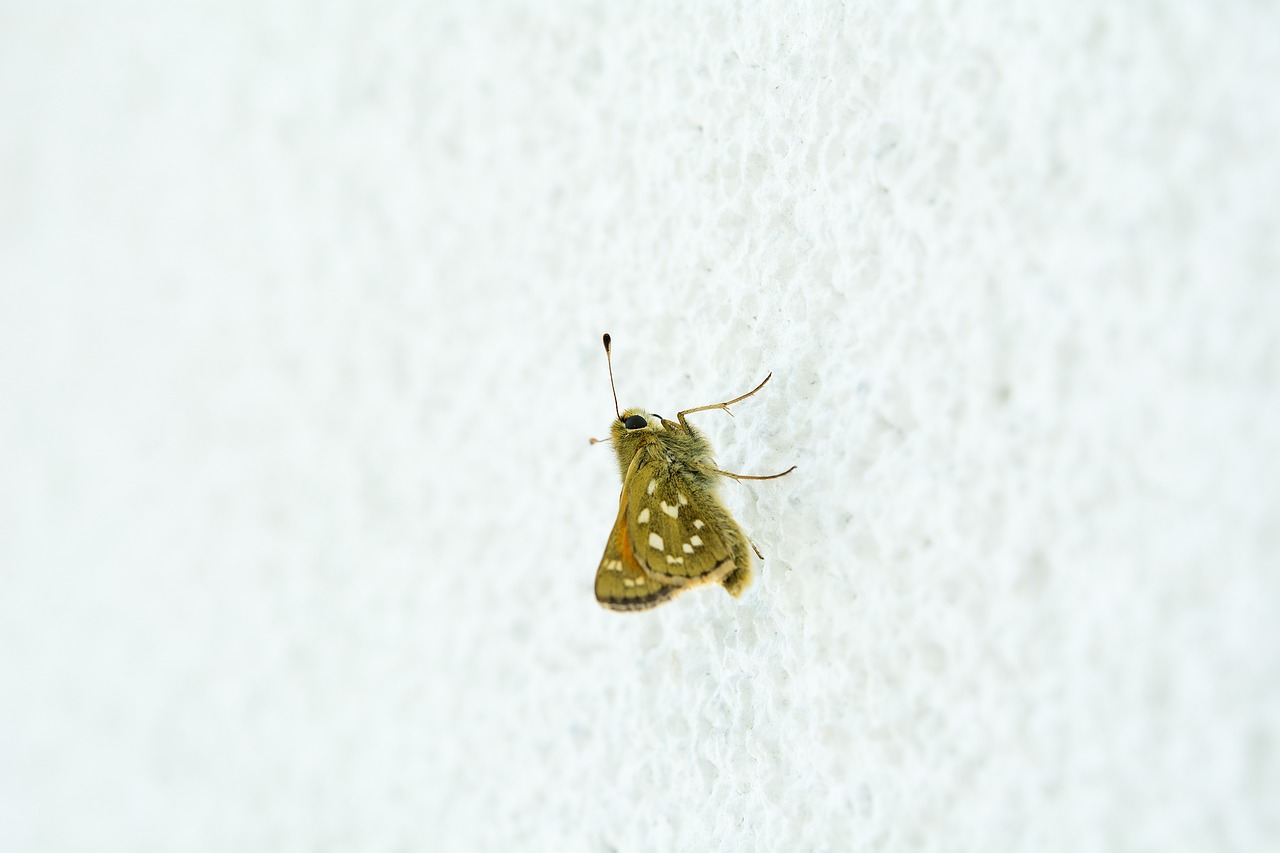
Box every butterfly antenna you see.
[602,333,621,420]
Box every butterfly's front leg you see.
[675,373,773,432]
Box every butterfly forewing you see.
[594,494,680,611]
[625,455,737,586]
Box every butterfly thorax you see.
[610,407,717,488]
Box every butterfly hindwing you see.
[625,452,739,587]
[594,493,681,611]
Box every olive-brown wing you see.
[594,493,681,611]
[625,459,736,586]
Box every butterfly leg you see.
[676,373,773,431]
[712,465,797,481]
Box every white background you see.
[2,2,1278,850]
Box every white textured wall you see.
[2,3,1278,851]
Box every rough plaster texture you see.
[2,2,1278,851]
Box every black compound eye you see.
[624,414,648,430]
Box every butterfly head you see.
[612,406,666,435]
[611,405,669,452]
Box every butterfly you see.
[592,334,795,611]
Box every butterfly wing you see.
[594,492,680,611]
[625,454,740,587]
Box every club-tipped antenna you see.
[602,333,621,419]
